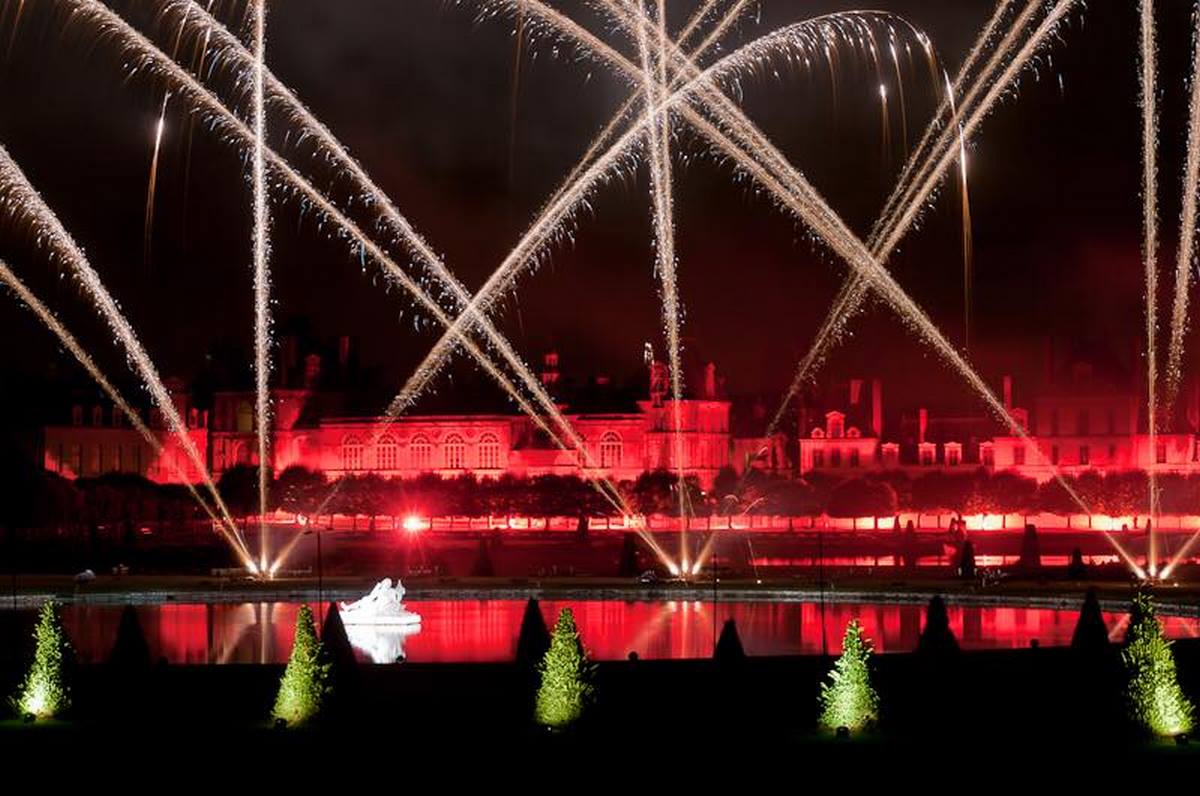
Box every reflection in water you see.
[345,624,421,663]
[45,599,1200,665]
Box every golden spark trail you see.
[1141,0,1162,574]
[161,1,637,527]
[143,93,169,269]
[880,0,1017,238]
[632,0,689,565]
[91,1,661,569]
[251,0,272,573]
[1164,3,1200,419]
[83,0,637,529]
[597,0,1131,573]
[471,0,1126,572]
[0,258,253,564]
[0,145,253,566]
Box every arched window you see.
[410,435,432,470]
[599,431,622,469]
[376,435,398,471]
[444,434,465,469]
[341,435,363,471]
[478,433,501,470]
[91,406,104,427]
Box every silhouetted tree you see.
[108,605,150,668]
[916,596,959,656]
[618,534,639,577]
[515,598,551,671]
[1071,588,1109,653]
[471,538,495,577]
[956,540,976,580]
[1017,523,1042,573]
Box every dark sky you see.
[0,0,1192,422]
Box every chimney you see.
[281,335,298,388]
[304,353,321,389]
[871,378,883,438]
[704,362,717,399]
[918,407,928,445]
[1043,337,1054,388]
[1003,375,1013,410]
[849,378,863,406]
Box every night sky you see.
[0,0,1193,425]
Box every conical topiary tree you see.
[1122,591,1194,737]
[272,605,331,727]
[535,607,594,729]
[820,620,879,733]
[12,601,71,719]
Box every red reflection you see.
[51,600,1200,665]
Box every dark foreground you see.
[4,642,1200,782]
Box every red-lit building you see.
[43,347,733,489]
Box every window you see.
[1051,445,1059,466]
[812,449,824,468]
[376,435,398,470]
[479,433,502,470]
[131,445,141,473]
[1013,445,1026,466]
[981,444,994,468]
[946,445,961,467]
[849,448,860,468]
[1157,440,1168,464]
[1108,444,1117,461]
[91,406,104,427]
[830,448,842,468]
[1049,409,1059,436]
[114,445,123,472]
[829,415,845,439]
[341,435,364,471]
[1107,409,1116,435]
[1078,410,1090,436]
[919,444,935,466]
[1079,445,1090,466]
[410,435,432,470]
[71,406,83,426]
[71,444,82,475]
[599,432,622,469]
[444,434,466,469]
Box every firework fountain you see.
[0,0,1177,581]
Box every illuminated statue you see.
[338,578,422,626]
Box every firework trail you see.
[467,1,1122,571]
[631,0,689,559]
[143,93,169,269]
[608,0,1128,571]
[161,1,634,519]
[68,1,648,555]
[1140,0,1162,571]
[250,0,272,571]
[4,0,26,61]
[0,145,253,566]
[0,258,252,561]
[1164,3,1200,417]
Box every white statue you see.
[339,578,422,627]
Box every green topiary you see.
[819,620,879,733]
[272,605,331,726]
[535,607,595,729]
[1122,591,1194,737]
[12,601,71,719]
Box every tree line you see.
[5,464,1199,534]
